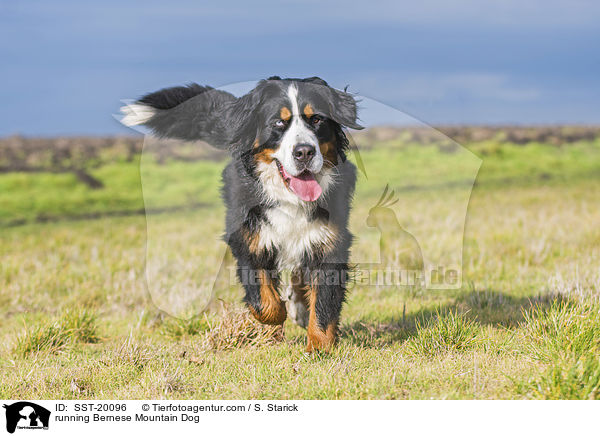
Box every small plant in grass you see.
[521,300,600,362]
[13,308,100,357]
[407,309,480,356]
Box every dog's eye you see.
[311,115,323,125]
[274,119,286,128]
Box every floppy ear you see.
[120,83,236,149]
[329,88,363,130]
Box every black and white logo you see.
[3,402,50,434]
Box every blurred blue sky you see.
[0,0,598,135]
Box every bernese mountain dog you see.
[122,76,363,352]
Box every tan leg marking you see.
[248,270,287,325]
[306,285,338,353]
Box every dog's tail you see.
[120,83,236,149]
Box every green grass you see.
[519,355,600,399]
[407,309,480,356]
[160,315,212,339]
[1,134,600,399]
[515,301,600,399]
[2,138,599,226]
[0,159,225,226]
[521,300,600,362]
[13,308,100,357]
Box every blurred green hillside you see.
[1,126,599,227]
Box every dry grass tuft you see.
[201,303,284,351]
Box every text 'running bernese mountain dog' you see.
[122,76,363,352]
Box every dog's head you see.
[121,76,362,204]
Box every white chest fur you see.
[258,202,336,271]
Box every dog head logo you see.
[3,402,50,434]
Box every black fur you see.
[127,76,363,350]
[137,84,236,147]
[139,83,208,110]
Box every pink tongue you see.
[285,170,323,202]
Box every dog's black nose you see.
[293,144,316,164]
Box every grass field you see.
[1,131,600,399]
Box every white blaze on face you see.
[273,84,323,177]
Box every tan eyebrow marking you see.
[280,107,291,121]
[303,104,314,118]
